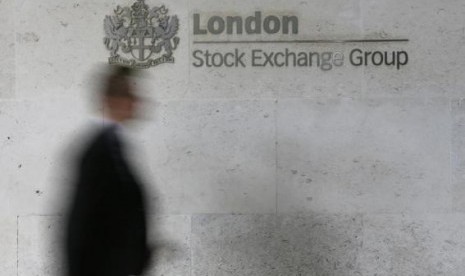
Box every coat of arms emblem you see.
[104,0,180,69]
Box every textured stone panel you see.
[16,0,100,99]
[361,0,465,97]
[15,0,189,100]
[452,99,465,211]
[277,98,451,213]
[0,216,17,276]
[0,101,21,217]
[18,215,63,276]
[359,213,465,275]
[0,99,89,216]
[192,214,279,276]
[275,214,363,276]
[191,214,363,276]
[0,0,15,98]
[188,0,362,99]
[144,100,277,214]
[145,215,191,276]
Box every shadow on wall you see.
[191,213,364,276]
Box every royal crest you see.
[104,0,180,69]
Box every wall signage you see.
[103,0,180,69]
[193,12,299,35]
[103,2,409,71]
[192,11,409,71]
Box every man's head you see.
[102,66,139,122]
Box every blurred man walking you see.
[65,66,151,276]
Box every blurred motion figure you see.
[65,66,151,276]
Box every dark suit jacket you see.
[65,125,150,276]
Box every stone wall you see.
[1,0,465,275]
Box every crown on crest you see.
[131,0,149,15]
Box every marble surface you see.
[277,97,452,214]
[0,216,17,276]
[359,213,465,275]
[18,215,63,276]
[144,99,277,214]
[452,99,465,211]
[0,0,15,99]
[2,0,465,275]
[0,98,89,216]
[361,0,465,98]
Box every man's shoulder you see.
[79,126,118,159]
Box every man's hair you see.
[103,66,136,99]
